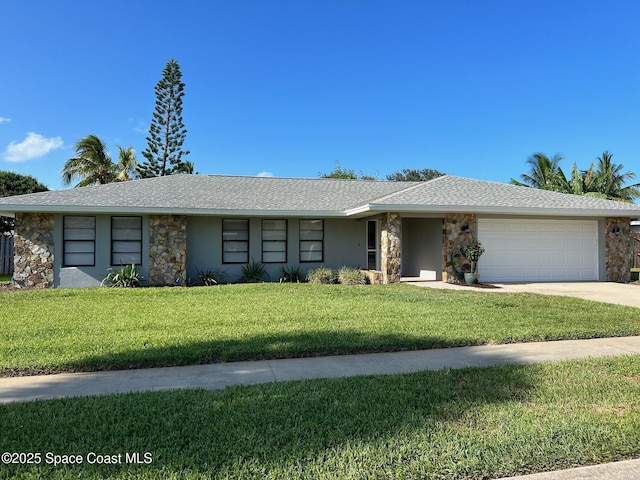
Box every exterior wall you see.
[402,218,443,280]
[54,215,150,288]
[605,216,632,282]
[149,215,187,286]
[13,213,54,288]
[381,212,401,284]
[186,216,365,283]
[442,213,477,283]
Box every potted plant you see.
[463,239,485,285]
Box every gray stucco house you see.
[1,174,639,288]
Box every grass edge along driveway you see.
[1,283,639,376]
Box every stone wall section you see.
[605,216,631,282]
[442,213,477,283]
[13,213,55,288]
[149,215,187,286]
[381,212,401,284]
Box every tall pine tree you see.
[138,58,191,177]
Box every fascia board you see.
[0,205,349,218]
[362,203,640,217]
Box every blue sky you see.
[1,0,639,191]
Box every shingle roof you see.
[1,174,639,218]
[355,175,640,216]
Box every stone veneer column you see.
[605,217,631,282]
[381,212,401,284]
[442,213,477,283]
[13,213,55,288]
[149,215,187,286]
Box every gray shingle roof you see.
[1,174,640,217]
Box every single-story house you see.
[0,174,639,288]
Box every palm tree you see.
[510,153,567,191]
[62,135,138,187]
[587,151,640,202]
[115,146,138,181]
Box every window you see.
[262,219,287,263]
[367,220,379,270]
[223,219,249,263]
[300,219,323,262]
[63,216,96,266]
[111,216,142,265]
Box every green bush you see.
[337,266,367,286]
[279,265,303,283]
[101,263,143,288]
[240,260,268,283]
[306,267,336,284]
[195,268,228,286]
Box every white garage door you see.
[477,218,599,282]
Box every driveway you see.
[492,282,640,308]
[408,279,640,308]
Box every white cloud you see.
[257,171,274,177]
[0,117,10,124]
[129,118,147,134]
[3,132,64,162]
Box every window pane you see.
[64,241,94,253]
[300,251,323,262]
[113,217,141,229]
[262,230,286,241]
[112,241,141,253]
[263,252,286,263]
[113,253,142,265]
[368,252,377,270]
[64,252,94,266]
[65,216,95,229]
[300,240,322,252]
[224,241,248,252]
[64,228,96,240]
[223,251,249,263]
[224,219,248,231]
[262,219,286,231]
[367,221,376,250]
[263,241,286,252]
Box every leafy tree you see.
[319,162,377,180]
[138,58,191,177]
[62,135,138,187]
[0,171,49,235]
[386,168,445,182]
[510,153,566,191]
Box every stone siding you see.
[442,213,477,283]
[149,215,187,286]
[13,213,55,288]
[605,217,631,282]
[381,212,401,284]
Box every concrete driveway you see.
[408,279,640,308]
[493,282,640,308]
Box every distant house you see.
[0,174,638,288]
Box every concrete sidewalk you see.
[2,336,639,404]
[1,336,639,480]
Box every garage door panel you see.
[478,219,598,282]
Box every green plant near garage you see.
[337,266,367,285]
[306,267,336,284]
[239,259,268,283]
[195,268,228,286]
[101,263,142,288]
[279,265,303,283]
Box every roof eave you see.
[360,204,640,217]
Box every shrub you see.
[279,265,303,283]
[101,263,143,288]
[196,268,227,286]
[240,260,268,283]
[306,267,336,284]
[337,266,367,286]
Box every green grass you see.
[1,283,639,376]
[1,355,639,479]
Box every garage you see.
[477,218,599,282]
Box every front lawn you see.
[1,283,639,376]
[1,355,639,479]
